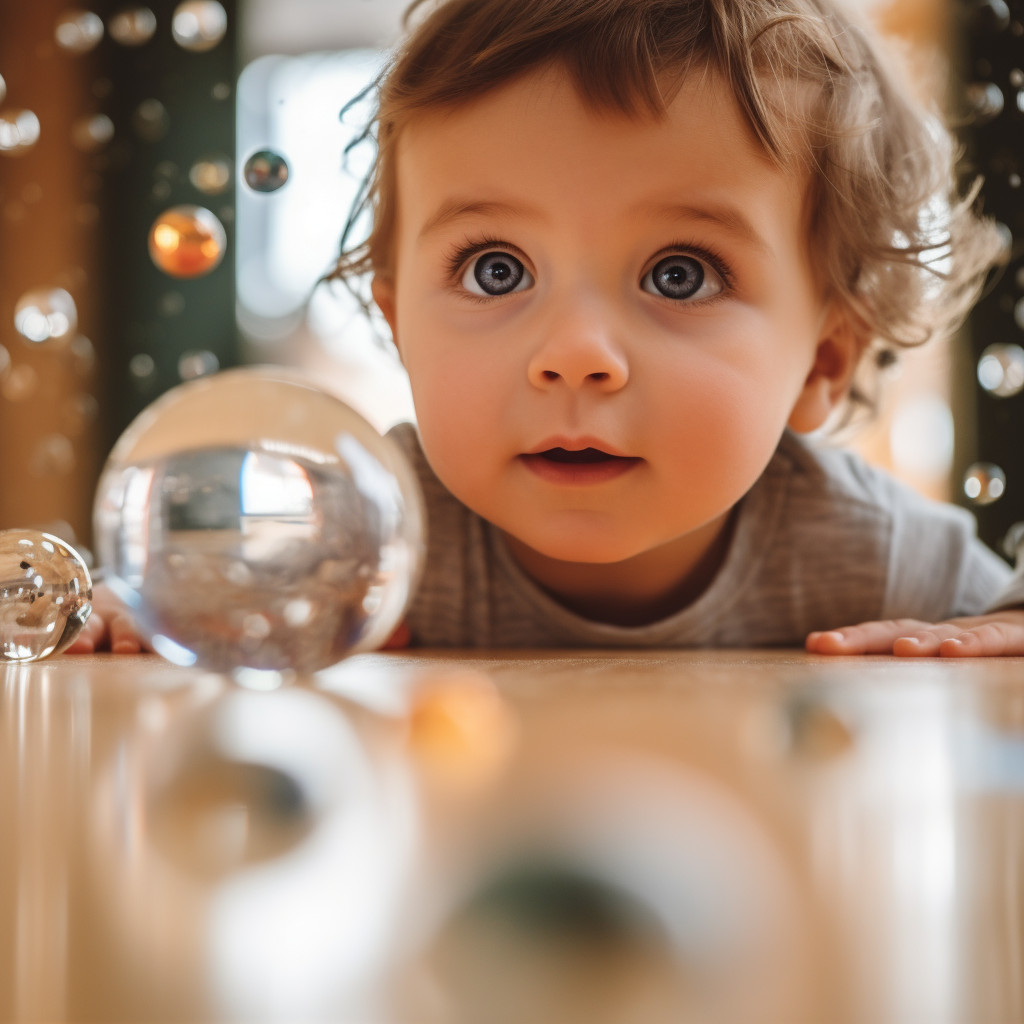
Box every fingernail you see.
[824,631,844,642]
[901,637,920,645]
[946,638,963,648]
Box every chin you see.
[522,527,647,565]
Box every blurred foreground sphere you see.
[14,288,77,345]
[0,530,92,663]
[0,110,40,156]
[978,342,1024,397]
[109,7,157,45]
[243,150,289,193]
[93,367,424,675]
[149,205,226,278]
[964,462,1006,505]
[55,10,104,53]
[172,1,227,52]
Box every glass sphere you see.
[0,110,40,156]
[149,206,226,279]
[93,367,425,674]
[172,1,227,52]
[964,462,1006,505]
[15,288,77,345]
[243,150,289,193]
[0,530,92,662]
[55,10,104,53]
[978,342,1024,397]
[109,7,157,46]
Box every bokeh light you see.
[108,7,157,46]
[72,113,114,152]
[172,1,227,52]
[54,10,104,53]
[243,150,289,193]
[14,288,78,345]
[964,462,1006,504]
[966,81,1004,123]
[0,365,38,402]
[178,349,218,380]
[189,155,232,195]
[0,110,40,155]
[133,98,169,142]
[978,342,1024,397]
[0,530,92,662]
[31,434,76,477]
[148,205,226,278]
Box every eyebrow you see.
[418,199,540,239]
[645,202,774,257]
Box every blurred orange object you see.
[148,205,226,279]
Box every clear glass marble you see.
[172,1,227,52]
[964,462,1006,505]
[243,151,289,193]
[148,206,226,279]
[94,367,424,674]
[0,530,92,662]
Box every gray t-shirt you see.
[389,422,1016,647]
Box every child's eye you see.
[641,254,724,301]
[462,251,534,297]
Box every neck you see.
[501,511,734,627]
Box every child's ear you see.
[787,303,865,434]
[371,276,400,353]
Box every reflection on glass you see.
[148,205,226,278]
[964,462,1006,504]
[0,530,92,661]
[190,156,232,195]
[54,10,104,52]
[172,1,227,52]
[71,113,114,152]
[14,288,77,345]
[93,367,424,673]
[108,7,157,45]
[0,110,41,155]
[243,150,289,193]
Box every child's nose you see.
[526,315,629,393]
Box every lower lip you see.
[519,454,642,485]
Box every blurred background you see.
[0,0,1019,564]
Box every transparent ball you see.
[55,10,104,53]
[0,530,92,663]
[93,367,425,674]
[149,205,226,279]
[172,1,227,52]
[243,150,289,193]
[964,462,1006,505]
[109,7,157,46]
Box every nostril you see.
[542,370,559,381]
[589,372,609,382]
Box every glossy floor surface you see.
[3,650,1024,1023]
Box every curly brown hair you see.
[330,0,1005,405]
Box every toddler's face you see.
[374,67,854,563]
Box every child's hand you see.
[806,610,1024,657]
[67,583,150,655]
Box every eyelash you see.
[443,237,735,300]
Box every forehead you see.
[395,64,808,243]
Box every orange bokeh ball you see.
[148,205,226,279]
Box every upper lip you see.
[522,436,637,458]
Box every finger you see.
[108,613,144,654]
[806,619,935,655]
[65,612,106,654]
[891,624,964,657]
[939,621,1024,658]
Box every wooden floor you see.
[4,649,1024,1022]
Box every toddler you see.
[80,0,1024,656]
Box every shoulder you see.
[770,431,1011,620]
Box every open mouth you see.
[520,447,642,484]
